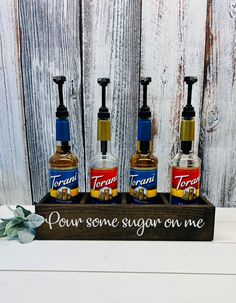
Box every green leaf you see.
[4,221,17,238]
[17,228,35,244]
[16,206,31,218]
[4,221,25,239]
[4,220,16,233]
[0,218,14,222]
[0,221,8,229]
[7,228,18,239]
[11,217,24,225]
[26,214,44,228]
[0,221,7,238]
[0,228,6,237]
[14,207,26,219]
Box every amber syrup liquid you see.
[49,143,78,203]
[130,141,158,204]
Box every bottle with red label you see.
[171,76,201,205]
[90,78,118,203]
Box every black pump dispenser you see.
[129,76,158,204]
[182,76,197,119]
[171,75,201,205]
[139,77,152,119]
[180,76,198,154]
[137,77,152,154]
[53,76,69,118]
[97,78,110,119]
[53,76,70,153]
[97,78,111,156]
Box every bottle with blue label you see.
[49,76,79,203]
[129,77,158,204]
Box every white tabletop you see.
[0,206,236,303]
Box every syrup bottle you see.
[90,78,118,203]
[49,76,79,203]
[171,76,201,205]
[129,77,158,204]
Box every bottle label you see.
[50,168,79,201]
[90,168,118,201]
[171,167,200,201]
[129,168,157,202]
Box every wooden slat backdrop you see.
[19,0,85,203]
[199,0,236,207]
[0,0,31,205]
[141,0,207,192]
[82,0,141,191]
[0,0,235,206]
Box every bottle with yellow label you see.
[49,76,79,203]
[90,78,118,203]
[129,77,158,204]
[171,76,201,205]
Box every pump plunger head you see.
[97,78,110,119]
[140,77,152,86]
[53,76,69,118]
[139,77,152,119]
[182,76,198,119]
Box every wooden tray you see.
[35,193,215,241]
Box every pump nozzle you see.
[182,76,198,119]
[139,77,152,119]
[97,78,111,155]
[98,78,110,119]
[53,76,69,118]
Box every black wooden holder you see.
[35,193,215,241]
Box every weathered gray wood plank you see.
[199,0,236,207]
[19,0,85,202]
[1,0,235,208]
[82,0,141,191]
[0,0,32,205]
[141,0,207,192]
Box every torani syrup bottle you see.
[49,76,79,203]
[171,76,201,205]
[90,78,118,203]
[129,77,158,204]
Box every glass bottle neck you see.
[179,117,195,154]
[136,141,153,154]
[180,141,193,154]
[56,141,71,153]
[97,140,111,155]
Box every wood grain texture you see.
[0,0,32,205]
[36,193,215,241]
[141,0,207,192]
[19,0,85,202]
[199,0,236,207]
[1,0,236,207]
[82,0,141,191]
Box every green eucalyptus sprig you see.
[0,205,44,244]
